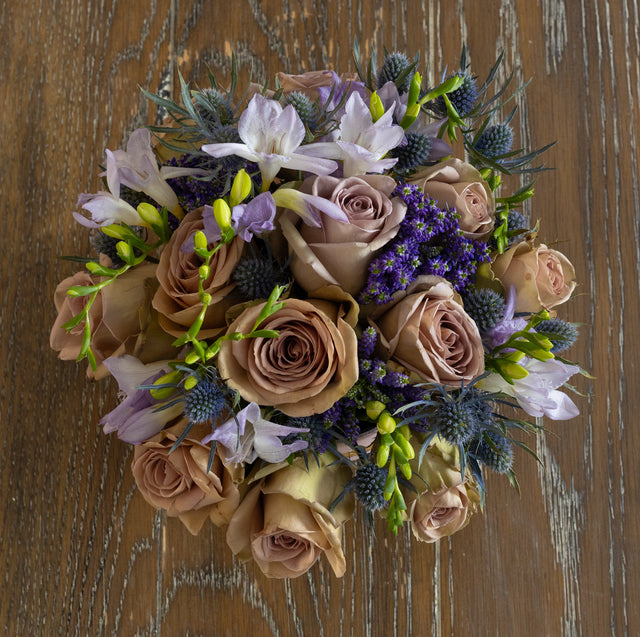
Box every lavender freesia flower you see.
[231,191,277,241]
[478,357,580,420]
[485,287,528,348]
[99,355,184,444]
[301,92,405,176]
[201,402,308,464]
[73,150,143,228]
[201,94,338,190]
[316,72,368,115]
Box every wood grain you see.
[1,0,636,635]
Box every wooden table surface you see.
[1,1,637,635]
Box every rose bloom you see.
[406,437,480,542]
[152,207,244,338]
[371,277,484,387]
[226,455,354,578]
[280,174,407,296]
[276,70,358,99]
[132,419,242,534]
[217,293,358,416]
[491,241,577,312]
[50,265,174,379]
[408,158,495,240]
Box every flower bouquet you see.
[51,48,583,579]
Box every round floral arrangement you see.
[51,49,583,579]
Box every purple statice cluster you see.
[321,327,427,444]
[359,184,490,304]
[165,154,229,210]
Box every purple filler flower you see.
[202,402,308,464]
[100,356,184,444]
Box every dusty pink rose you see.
[132,419,242,534]
[217,294,358,416]
[491,241,577,312]
[226,455,354,578]
[407,438,480,542]
[50,265,174,379]
[152,207,244,338]
[276,70,358,99]
[372,277,484,387]
[409,158,495,240]
[280,175,406,295]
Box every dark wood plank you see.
[1,0,636,635]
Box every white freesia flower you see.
[478,357,580,420]
[301,92,405,176]
[201,94,338,189]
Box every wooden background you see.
[1,0,636,635]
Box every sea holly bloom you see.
[201,94,338,190]
[202,402,308,464]
[302,92,405,176]
[99,355,184,444]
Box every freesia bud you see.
[369,91,384,122]
[193,230,208,251]
[136,202,162,227]
[229,169,252,208]
[213,199,232,231]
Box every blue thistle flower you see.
[434,400,477,444]
[354,463,388,512]
[198,88,233,124]
[233,256,290,299]
[283,91,318,130]
[434,73,478,118]
[462,288,506,332]
[471,431,513,473]
[378,52,412,92]
[392,133,432,172]
[184,381,228,424]
[474,123,514,157]
[536,319,579,353]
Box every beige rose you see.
[280,175,406,295]
[50,265,174,379]
[132,419,242,534]
[406,437,480,542]
[372,277,484,387]
[226,455,354,578]
[217,293,358,416]
[152,207,244,338]
[491,241,576,312]
[408,158,495,240]
[276,70,358,99]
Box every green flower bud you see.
[184,375,198,391]
[366,400,386,421]
[199,264,210,280]
[369,91,384,122]
[115,241,134,265]
[377,411,396,435]
[213,199,232,231]
[376,444,390,468]
[229,169,252,208]
[194,230,208,251]
[136,202,162,228]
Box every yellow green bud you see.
[115,241,134,264]
[136,202,162,227]
[213,199,232,231]
[101,224,128,240]
[184,375,198,390]
[408,72,422,105]
[201,292,212,305]
[199,264,210,280]
[400,462,412,480]
[229,169,252,208]
[376,444,390,468]
[377,411,396,435]
[194,230,208,251]
[383,473,396,501]
[150,370,182,399]
[366,400,386,421]
[184,350,200,365]
[369,91,385,122]
[394,433,415,460]
[392,445,408,465]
